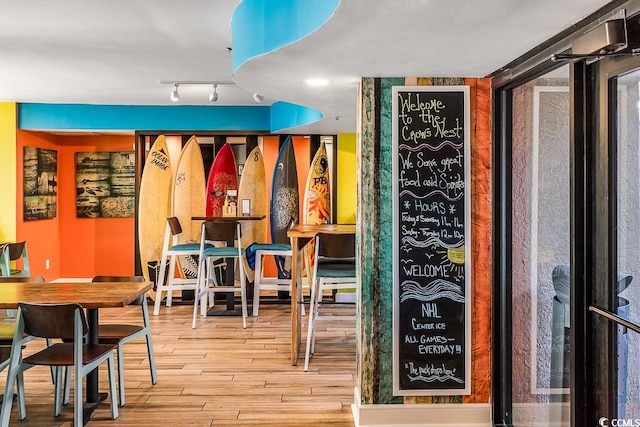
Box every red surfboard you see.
[206,143,238,217]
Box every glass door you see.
[509,66,572,427]
[585,55,640,425]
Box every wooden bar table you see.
[0,280,152,423]
[192,215,266,312]
[287,224,356,365]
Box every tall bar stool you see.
[304,232,356,371]
[154,217,214,315]
[251,243,292,316]
[193,220,248,329]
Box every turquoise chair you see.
[153,217,214,316]
[0,242,30,277]
[251,242,293,317]
[63,275,157,407]
[0,303,119,427]
[192,220,248,329]
[304,232,356,371]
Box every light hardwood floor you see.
[0,298,356,426]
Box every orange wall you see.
[16,131,61,281]
[17,131,135,280]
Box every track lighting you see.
[170,84,180,102]
[209,84,218,102]
[160,81,260,104]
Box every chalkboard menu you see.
[392,86,471,396]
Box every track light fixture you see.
[209,84,218,102]
[160,81,261,104]
[170,83,180,102]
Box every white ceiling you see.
[0,0,612,134]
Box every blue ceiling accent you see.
[270,101,323,133]
[18,103,271,132]
[232,0,340,73]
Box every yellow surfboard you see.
[302,142,331,275]
[303,141,331,225]
[138,135,172,293]
[238,146,267,282]
[172,136,206,279]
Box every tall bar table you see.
[287,224,356,365]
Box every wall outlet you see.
[45,259,50,270]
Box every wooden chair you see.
[0,241,30,277]
[193,220,248,329]
[154,217,214,315]
[304,232,357,371]
[0,303,118,427]
[62,275,157,407]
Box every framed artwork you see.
[23,146,57,220]
[75,151,135,218]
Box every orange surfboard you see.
[206,143,238,217]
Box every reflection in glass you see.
[511,64,570,426]
[616,69,640,419]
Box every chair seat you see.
[98,324,145,342]
[23,343,117,366]
[252,243,292,252]
[202,246,246,257]
[169,243,211,252]
[317,266,356,277]
[0,346,10,364]
[318,256,355,265]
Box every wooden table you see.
[192,215,267,312]
[192,215,267,221]
[0,281,152,423]
[287,224,356,365]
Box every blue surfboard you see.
[269,136,299,278]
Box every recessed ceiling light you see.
[305,78,329,87]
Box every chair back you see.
[6,242,26,262]
[167,217,183,236]
[1,241,30,276]
[92,275,145,305]
[202,221,241,243]
[315,233,356,259]
[17,302,87,340]
[0,276,45,283]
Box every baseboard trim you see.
[352,387,492,427]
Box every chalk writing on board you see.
[393,86,471,396]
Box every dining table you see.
[287,223,356,365]
[0,280,152,424]
[192,215,266,313]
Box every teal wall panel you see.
[378,77,405,403]
[18,103,271,132]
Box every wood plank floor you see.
[0,298,356,426]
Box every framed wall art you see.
[75,151,135,218]
[23,146,57,221]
